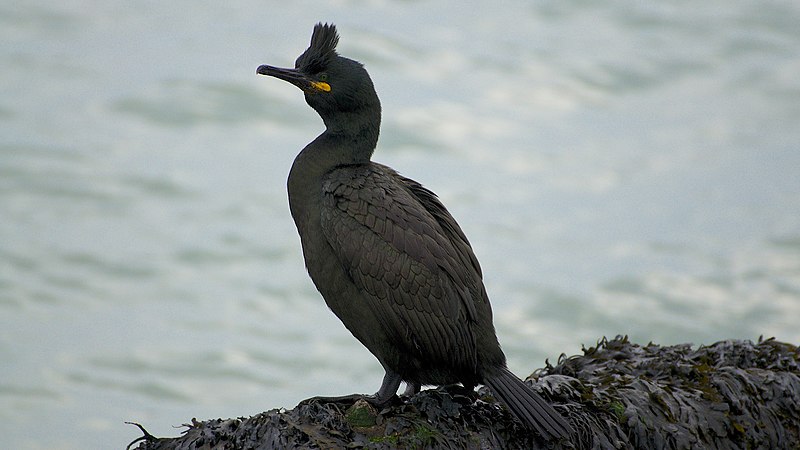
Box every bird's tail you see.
[484,366,573,441]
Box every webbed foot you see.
[298,370,405,408]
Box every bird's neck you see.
[321,106,381,161]
[298,107,381,175]
[287,108,381,229]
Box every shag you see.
[256,23,573,441]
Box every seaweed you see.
[129,337,800,449]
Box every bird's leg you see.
[298,370,403,408]
[402,381,421,398]
[453,382,478,400]
[365,370,403,406]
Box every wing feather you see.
[320,163,484,371]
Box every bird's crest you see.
[295,23,340,74]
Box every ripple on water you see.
[109,78,311,128]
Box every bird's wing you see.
[320,163,485,370]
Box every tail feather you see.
[484,367,573,441]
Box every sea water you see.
[1,1,799,448]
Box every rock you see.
[128,336,800,449]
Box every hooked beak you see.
[256,65,330,93]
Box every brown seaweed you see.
[129,336,800,449]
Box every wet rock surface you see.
[129,336,800,449]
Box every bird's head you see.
[257,23,380,129]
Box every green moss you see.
[413,424,437,441]
[345,402,377,428]
[608,401,626,421]
[369,434,400,445]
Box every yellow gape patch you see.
[311,81,331,92]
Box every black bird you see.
[256,23,573,441]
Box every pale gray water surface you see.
[2,1,800,448]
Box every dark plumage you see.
[256,23,573,441]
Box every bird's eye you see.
[318,73,328,81]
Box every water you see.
[2,1,799,448]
